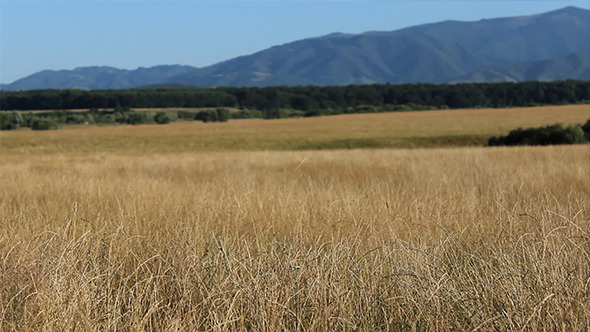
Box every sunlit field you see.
[1,105,589,330]
[2,104,589,154]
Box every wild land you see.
[1,105,589,330]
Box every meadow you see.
[0,105,589,330]
[3,105,590,154]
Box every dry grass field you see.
[1,105,589,330]
[2,104,589,154]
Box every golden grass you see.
[1,144,589,330]
[1,105,589,330]
[2,104,589,154]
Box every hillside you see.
[452,50,590,83]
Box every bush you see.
[177,110,197,120]
[92,112,115,124]
[195,109,218,122]
[288,110,305,118]
[0,111,24,130]
[84,113,95,124]
[263,109,296,119]
[110,108,150,125]
[0,113,13,130]
[488,122,588,146]
[154,111,171,124]
[354,105,378,113]
[216,108,230,122]
[125,111,150,125]
[65,112,85,124]
[233,109,263,119]
[195,108,230,123]
[30,118,58,131]
[582,119,590,141]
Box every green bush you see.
[354,105,378,113]
[177,110,197,120]
[195,109,230,123]
[125,111,150,125]
[288,110,305,118]
[0,111,24,130]
[84,113,95,124]
[233,109,263,119]
[154,111,171,124]
[31,118,58,131]
[65,112,85,124]
[488,122,588,146]
[0,113,13,130]
[216,108,230,122]
[263,109,296,119]
[582,119,590,141]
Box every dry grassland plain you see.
[0,105,589,330]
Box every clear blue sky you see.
[0,0,587,84]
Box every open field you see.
[1,104,589,154]
[1,105,589,330]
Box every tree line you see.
[1,80,588,113]
[0,107,232,131]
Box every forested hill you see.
[2,6,589,90]
[1,81,588,113]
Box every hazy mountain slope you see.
[452,50,590,83]
[4,65,196,90]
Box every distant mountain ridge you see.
[2,65,195,91]
[2,6,589,90]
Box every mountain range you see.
[2,6,589,90]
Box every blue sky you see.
[0,0,587,84]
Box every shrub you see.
[195,109,219,122]
[0,111,24,130]
[177,110,197,120]
[92,112,115,124]
[288,110,305,118]
[216,108,230,122]
[582,119,590,141]
[125,111,150,125]
[354,105,378,113]
[84,113,95,124]
[65,112,85,124]
[304,108,339,117]
[0,113,13,130]
[12,111,24,127]
[154,111,171,124]
[263,109,296,119]
[233,109,263,119]
[488,122,588,146]
[114,111,129,124]
[30,118,58,131]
